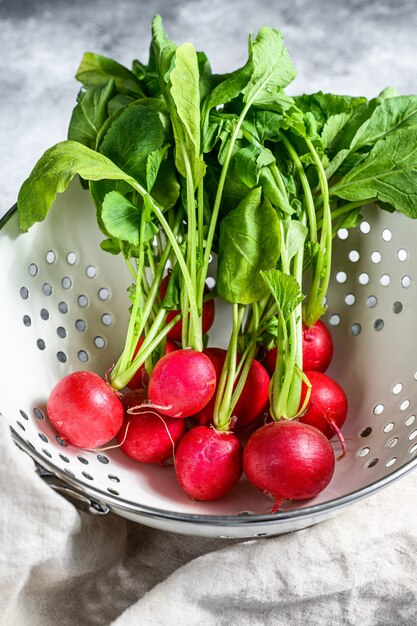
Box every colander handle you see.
[35,465,110,516]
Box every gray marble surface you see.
[1,0,417,215]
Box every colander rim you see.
[10,427,417,526]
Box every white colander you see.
[1,180,417,538]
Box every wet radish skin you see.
[47,371,124,448]
[299,370,348,439]
[147,349,216,418]
[116,389,186,464]
[302,320,334,372]
[264,320,334,375]
[243,421,335,505]
[127,337,179,389]
[193,347,270,429]
[175,425,243,500]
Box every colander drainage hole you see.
[329,314,340,326]
[57,327,66,338]
[393,301,403,314]
[401,275,411,289]
[408,429,417,441]
[78,350,89,363]
[20,287,29,300]
[37,339,46,351]
[64,469,75,478]
[98,288,110,301]
[360,221,371,234]
[366,458,379,468]
[38,432,48,443]
[373,404,384,415]
[42,449,52,459]
[94,336,105,349]
[367,295,377,308]
[383,422,395,433]
[58,302,68,314]
[405,415,415,427]
[350,323,361,336]
[358,447,370,457]
[101,314,113,326]
[107,488,119,496]
[76,319,86,332]
[400,399,410,411]
[16,421,25,431]
[62,277,72,289]
[385,458,397,468]
[382,228,392,242]
[82,472,94,481]
[33,407,45,420]
[397,249,408,262]
[78,295,89,308]
[86,265,97,278]
[59,454,69,463]
[77,455,89,465]
[410,443,417,455]
[360,427,372,437]
[19,410,29,421]
[97,454,109,464]
[23,315,31,327]
[28,263,38,276]
[67,252,78,265]
[344,293,355,306]
[392,383,403,395]
[387,437,398,448]
[42,283,53,296]
[46,250,56,264]
[57,352,67,363]
[40,308,49,320]
[108,474,120,483]
[56,436,67,447]
[373,319,384,331]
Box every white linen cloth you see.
[1,419,416,626]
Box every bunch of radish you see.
[18,16,386,513]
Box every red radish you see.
[302,320,334,372]
[299,370,348,455]
[243,421,335,511]
[263,320,334,375]
[175,425,243,500]
[147,349,216,418]
[116,389,186,464]
[193,348,270,430]
[160,274,215,342]
[128,337,179,389]
[47,371,124,448]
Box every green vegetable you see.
[17,15,417,422]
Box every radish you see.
[299,370,348,455]
[263,320,334,375]
[127,337,179,389]
[147,349,216,418]
[243,421,335,511]
[160,274,215,343]
[116,389,186,464]
[301,320,334,372]
[175,425,243,500]
[47,371,124,448]
[193,347,270,430]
